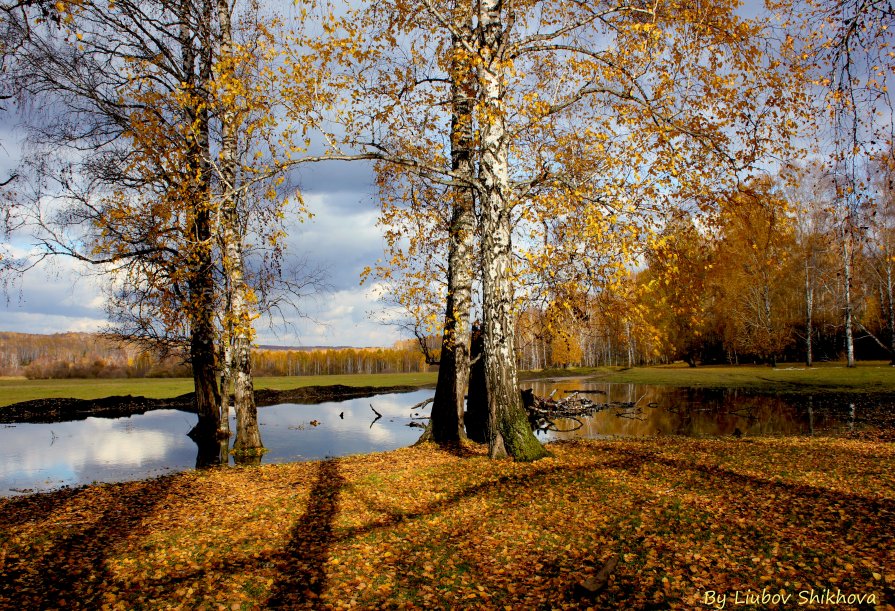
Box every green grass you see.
[3,361,893,408]
[0,377,197,407]
[0,372,437,407]
[252,372,437,391]
[524,361,895,392]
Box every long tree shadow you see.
[267,459,345,608]
[0,475,178,608]
[125,461,599,602]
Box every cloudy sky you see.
[0,0,773,348]
[0,141,405,347]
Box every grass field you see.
[527,361,895,393]
[2,361,893,407]
[1,436,892,608]
[0,372,438,407]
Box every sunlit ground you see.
[1,436,892,609]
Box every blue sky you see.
[0,137,404,347]
[0,0,772,347]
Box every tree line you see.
[1,0,891,462]
[513,169,895,369]
[0,332,429,378]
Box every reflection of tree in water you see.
[524,382,890,438]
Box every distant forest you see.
[0,332,430,379]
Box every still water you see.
[0,383,866,496]
[525,380,864,440]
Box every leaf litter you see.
[0,436,893,609]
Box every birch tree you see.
[869,157,895,363]
[310,0,801,459]
[3,0,298,454]
[777,0,895,366]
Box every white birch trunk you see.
[805,256,814,367]
[478,0,546,461]
[885,242,895,365]
[843,234,855,367]
[216,0,262,453]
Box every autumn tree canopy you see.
[5,0,891,464]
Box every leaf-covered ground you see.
[1,436,893,609]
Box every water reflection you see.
[524,380,860,441]
[0,383,869,496]
[1,410,198,495]
[0,391,434,496]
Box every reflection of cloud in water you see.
[258,391,431,462]
[0,411,196,493]
[365,421,398,444]
[0,385,863,497]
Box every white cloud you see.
[0,159,418,347]
[256,283,404,347]
[0,311,105,334]
[2,250,108,329]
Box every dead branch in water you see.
[409,397,434,412]
[369,404,382,428]
[522,389,643,432]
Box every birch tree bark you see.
[477,0,546,461]
[842,232,856,367]
[215,0,263,454]
[430,3,476,444]
[885,243,895,365]
[805,256,814,367]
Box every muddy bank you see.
[0,384,424,424]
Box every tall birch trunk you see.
[216,0,263,454]
[843,234,855,367]
[805,255,814,367]
[885,242,895,365]
[218,330,232,463]
[219,323,232,438]
[477,0,546,461]
[183,0,220,444]
[430,9,476,443]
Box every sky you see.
[0,0,774,348]
[0,139,404,347]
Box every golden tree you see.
[304,0,803,460]
[4,0,303,455]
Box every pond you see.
[0,382,875,496]
[524,380,863,439]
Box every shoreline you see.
[0,383,426,424]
